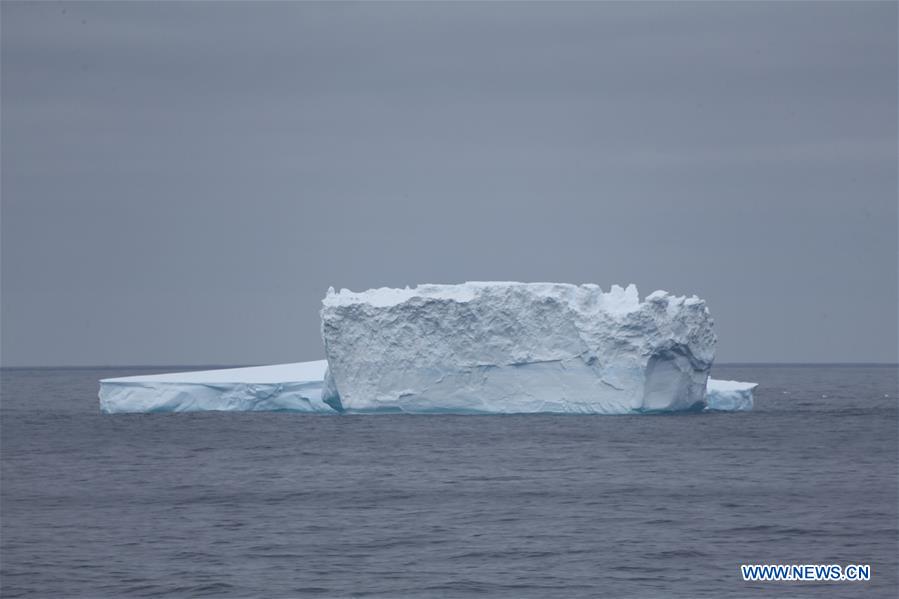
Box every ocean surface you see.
[1,365,896,598]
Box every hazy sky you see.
[2,1,896,367]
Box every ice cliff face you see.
[321,282,717,414]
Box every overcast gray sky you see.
[2,1,896,367]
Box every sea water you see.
[1,365,896,597]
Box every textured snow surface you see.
[704,379,757,412]
[321,282,718,414]
[99,361,330,413]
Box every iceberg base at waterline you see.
[99,360,756,414]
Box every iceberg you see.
[705,378,757,412]
[321,282,719,414]
[99,361,331,413]
[98,282,759,415]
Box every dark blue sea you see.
[1,365,897,598]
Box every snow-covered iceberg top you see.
[705,379,757,412]
[321,282,718,414]
[99,361,330,413]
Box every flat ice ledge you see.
[704,379,757,412]
[99,361,330,413]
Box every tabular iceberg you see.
[99,281,759,415]
[99,361,331,413]
[705,379,757,412]
[321,282,718,414]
